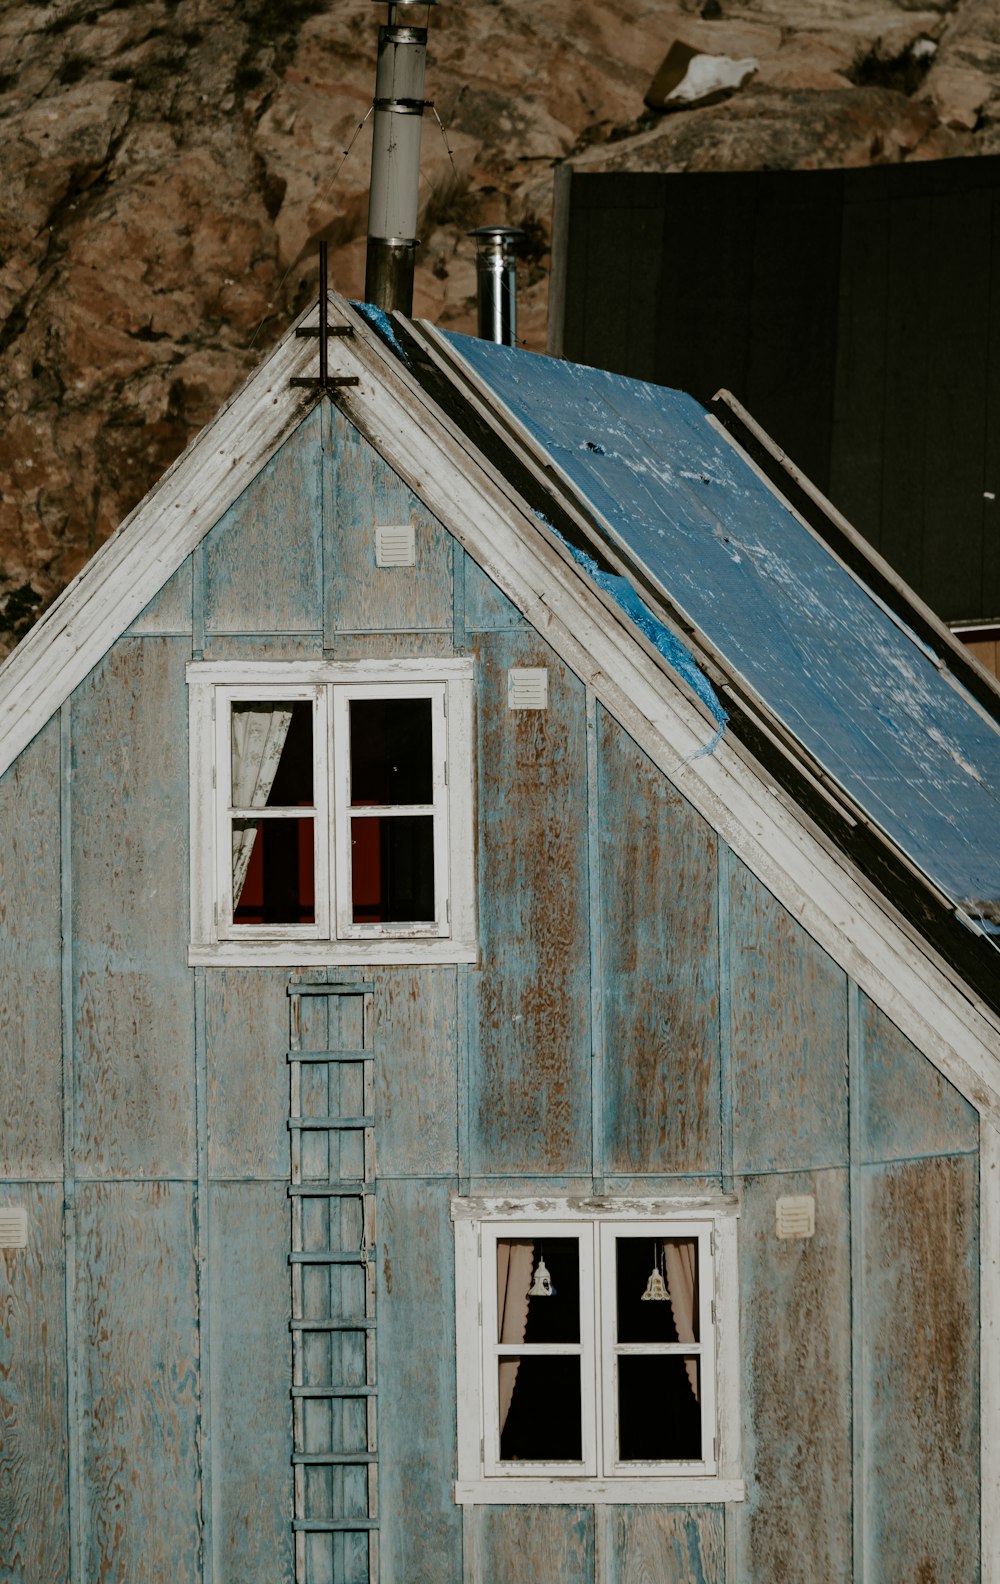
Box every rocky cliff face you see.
[1,0,997,655]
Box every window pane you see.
[231,701,313,807]
[233,818,315,923]
[615,1236,699,1344]
[349,697,433,805]
[350,815,434,923]
[499,1355,583,1463]
[496,1238,579,1344]
[618,1355,702,1463]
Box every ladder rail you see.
[288,979,378,1584]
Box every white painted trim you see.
[451,1195,740,1220]
[187,658,475,962]
[983,1121,1000,1584]
[454,1477,746,1505]
[453,1198,741,1504]
[188,939,478,967]
[187,657,475,686]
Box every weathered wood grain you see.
[326,412,453,636]
[201,633,324,661]
[463,552,527,632]
[605,1504,725,1584]
[321,631,457,661]
[471,1504,595,1584]
[733,1168,852,1584]
[861,1153,979,1581]
[211,1181,294,1584]
[728,859,848,1175]
[0,1184,69,1584]
[371,968,459,1177]
[127,558,193,636]
[860,993,978,1164]
[0,715,63,1178]
[71,636,195,1178]
[206,968,293,1180]
[205,406,323,634]
[469,630,592,1175]
[598,707,721,1176]
[376,1178,462,1584]
[76,1181,201,1583]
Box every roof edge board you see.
[0,299,340,776]
[321,302,1000,1091]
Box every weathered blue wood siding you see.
[0,407,982,1583]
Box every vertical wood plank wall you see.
[0,408,981,1583]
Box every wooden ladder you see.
[287,979,377,1584]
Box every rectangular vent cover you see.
[508,667,548,710]
[376,524,416,567]
[775,1195,815,1239]
[0,1208,28,1249]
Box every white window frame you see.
[187,658,476,966]
[452,1196,744,1506]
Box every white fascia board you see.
[0,301,335,778]
[325,299,1000,1119]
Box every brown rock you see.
[0,0,996,657]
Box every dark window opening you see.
[615,1237,702,1463]
[351,814,434,923]
[233,818,315,924]
[349,697,433,805]
[499,1355,583,1462]
[618,1355,702,1462]
[499,1240,583,1464]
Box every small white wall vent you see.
[508,668,548,710]
[0,1207,28,1249]
[375,524,416,567]
[775,1195,815,1240]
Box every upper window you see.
[453,1198,743,1505]
[188,660,475,965]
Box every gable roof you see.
[2,290,998,1111]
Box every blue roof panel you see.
[443,332,1000,914]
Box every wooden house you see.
[2,293,999,1584]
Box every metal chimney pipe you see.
[469,226,523,345]
[364,0,435,315]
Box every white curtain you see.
[230,704,292,905]
[497,1240,534,1432]
[664,1238,699,1401]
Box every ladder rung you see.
[289,1249,373,1266]
[292,1519,379,1533]
[289,1182,371,1197]
[287,1049,368,1064]
[287,1116,374,1131]
[293,1452,377,1466]
[292,1385,376,1398]
[291,1318,375,1332]
[288,982,373,997]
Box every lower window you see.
[453,1198,743,1504]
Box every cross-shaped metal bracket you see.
[290,241,360,394]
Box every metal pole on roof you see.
[364,0,436,316]
[469,226,523,346]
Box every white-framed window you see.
[452,1197,743,1506]
[187,659,476,966]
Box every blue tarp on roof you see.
[443,332,1000,915]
